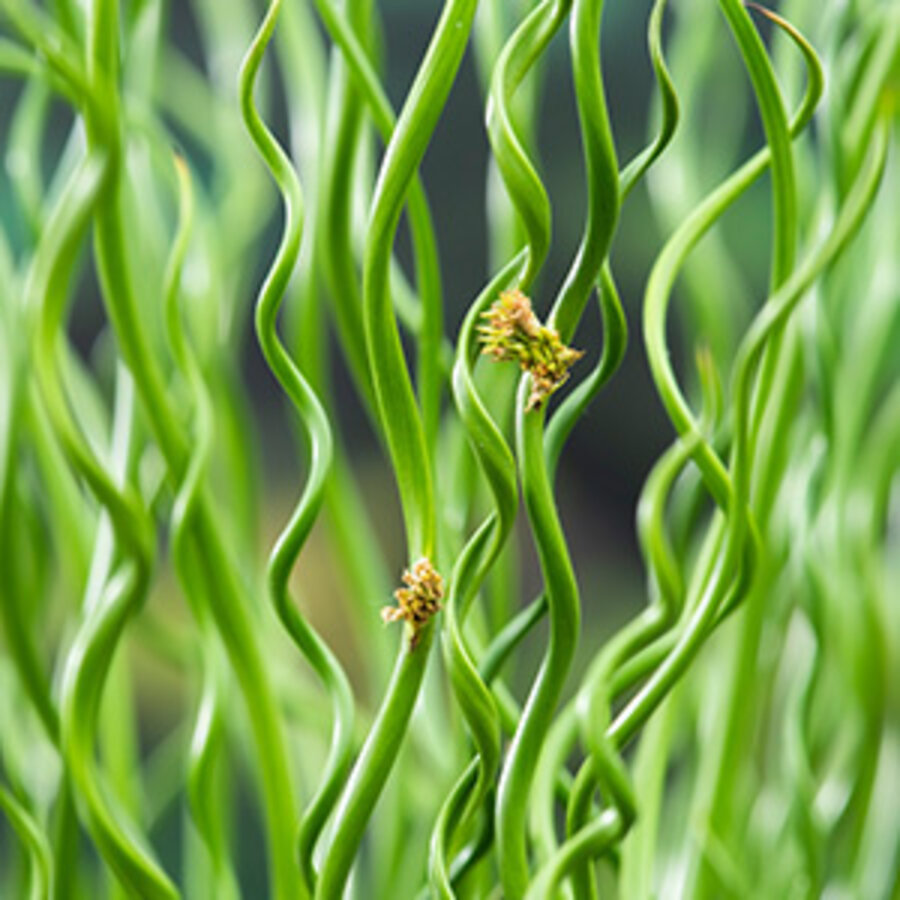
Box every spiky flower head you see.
[478,288,584,411]
[381,558,444,650]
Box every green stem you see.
[317,1,478,892]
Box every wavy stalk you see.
[316,1,478,894]
[0,289,61,747]
[546,0,618,342]
[77,2,303,896]
[312,0,444,446]
[528,9,824,891]
[429,257,522,895]
[494,385,580,899]
[530,703,578,873]
[161,155,240,900]
[483,20,680,851]
[315,6,377,418]
[479,593,547,685]
[643,3,822,509]
[524,808,621,900]
[430,10,566,880]
[298,33,396,671]
[689,7,819,888]
[544,0,677,471]
[598,77,886,900]
[26,141,176,897]
[543,264,626,477]
[479,0,572,894]
[239,5,356,892]
[694,112,889,898]
[0,783,52,900]
[618,0,679,200]
[494,0,620,892]
[314,0,449,552]
[610,0,812,753]
[486,0,569,291]
[563,355,718,896]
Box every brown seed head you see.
[381,558,444,649]
[478,289,584,410]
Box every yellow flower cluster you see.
[478,289,584,411]
[381,558,444,649]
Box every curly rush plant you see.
[0,0,898,897]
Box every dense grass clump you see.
[0,0,897,897]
